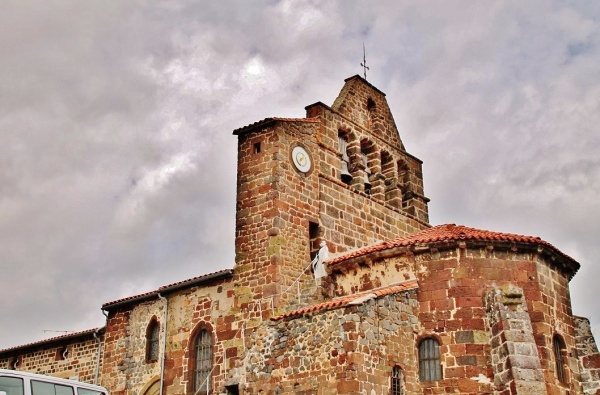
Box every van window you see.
[77,389,105,395]
[0,377,24,395]
[31,381,74,395]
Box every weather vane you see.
[360,42,370,80]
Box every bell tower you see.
[232,117,321,307]
[232,76,430,310]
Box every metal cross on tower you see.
[360,42,370,80]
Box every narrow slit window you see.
[146,319,160,363]
[554,335,567,384]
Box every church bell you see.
[365,169,371,189]
[341,160,352,183]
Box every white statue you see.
[311,240,329,279]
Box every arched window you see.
[146,319,160,363]
[391,365,403,395]
[419,337,442,382]
[367,97,376,112]
[193,329,213,394]
[553,334,567,384]
[141,378,161,395]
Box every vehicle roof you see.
[0,369,107,392]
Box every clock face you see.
[291,146,312,173]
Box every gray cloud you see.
[1,0,599,348]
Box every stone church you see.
[2,76,600,395]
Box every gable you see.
[331,75,404,150]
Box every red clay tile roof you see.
[157,269,233,293]
[102,269,233,309]
[233,117,320,135]
[271,280,418,321]
[0,328,102,354]
[327,224,579,276]
[102,289,157,309]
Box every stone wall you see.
[327,240,585,394]
[317,176,426,254]
[100,277,236,395]
[533,259,581,394]
[234,121,321,309]
[101,302,164,394]
[233,75,430,318]
[574,316,600,394]
[0,333,101,384]
[99,279,423,395]
[328,253,415,297]
[417,247,581,394]
[308,91,429,230]
[242,289,420,395]
[163,281,237,394]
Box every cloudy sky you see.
[1,1,599,350]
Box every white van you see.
[0,370,108,395]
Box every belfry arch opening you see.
[338,131,352,185]
[360,139,376,194]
